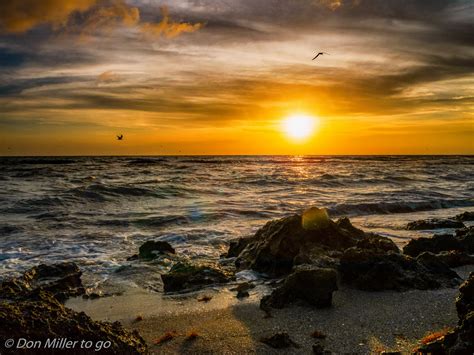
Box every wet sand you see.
[67,266,473,354]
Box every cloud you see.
[140,7,204,38]
[0,0,202,40]
[97,70,120,83]
[0,0,97,33]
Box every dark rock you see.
[161,262,233,292]
[455,211,474,221]
[260,267,338,309]
[225,237,253,258]
[456,272,474,322]
[0,266,147,354]
[356,233,400,253]
[339,248,460,291]
[417,273,474,354]
[406,218,465,230]
[456,226,474,253]
[312,340,332,354]
[260,332,299,349]
[126,254,139,261]
[231,282,254,298]
[430,251,474,268]
[138,240,175,260]
[0,262,84,302]
[233,208,367,277]
[403,234,463,257]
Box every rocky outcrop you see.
[0,262,85,302]
[455,211,474,221]
[260,267,337,309]
[423,251,474,268]
[406,218,465,230]
[339,247,460,291]
[456,226,474,253]
[0,264,147,354]
[417,273,474,354]
[161,261,233,292]
[138,240,175,260]
[403,234,464,257]
[230,207,367,277]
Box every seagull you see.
[117,134,123,141]
[312,52,329,60]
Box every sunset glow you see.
[282,114,318,141]
[0,1,472,155]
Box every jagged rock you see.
[260,332,299,349]
[161,262,233,292]
[0,262,84,302]
[0,265,147,354]
[260,267,337,309]
[138,240,175,260]
[356,233,400,253]
[231,208,367,276]
[403,234,463,257]
[456,272,474,321]
[455,211,474,221]
[417,273,474,354]
[406,218,465,230]
[428,251,474,267]
[456,226,474,253]
[339,248,460,291]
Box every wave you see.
[328,198,474,216]
[0,158,76,165]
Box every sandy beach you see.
[66,265,473,354]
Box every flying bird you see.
[312,52,329,60]
[117,134,123,141]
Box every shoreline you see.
[67,265,474,354]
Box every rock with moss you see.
[230,207,368,277]
[260,266,338,309]
[161,261,233,292]
[138,240,175,260]
[0,264,147,354]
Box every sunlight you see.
[281,114,319,141]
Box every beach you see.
[67,265,473,354]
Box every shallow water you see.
[0,155,473,289]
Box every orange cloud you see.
[141,7,204,38]
[0,0,97,33]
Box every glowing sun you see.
[282,114,319,140]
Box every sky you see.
[0,0,473,155]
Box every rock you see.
[0,262,84,302]
[260,332,298,349]
[0,266,147,354]
[260,267,338,309]
[455,211,474,221]
[231,282,254,298]
[406,218,465,230]
[403,234,463,257]
[161,262,233,292]
[430,251,474,267]
[232,208,367,277]
[456,272,474,321]
[456,226,474,253]
[138,240,175,260]
[356,233,400,253]
[416,273,474,354]
[312,340,332,354]
[339,248,460,291]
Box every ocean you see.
[1,155,473,291]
